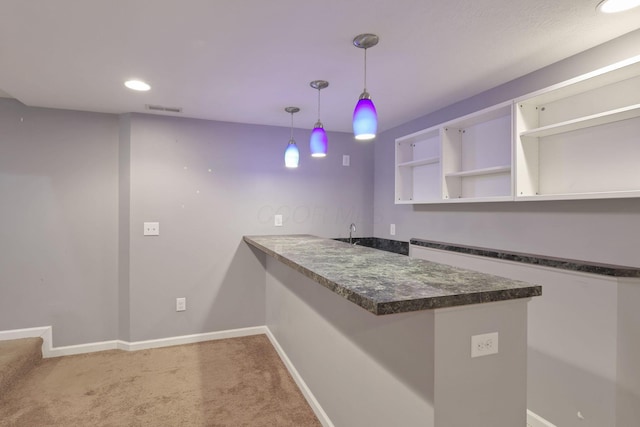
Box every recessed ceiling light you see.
[124,80,151,91]
[597,0,640,13]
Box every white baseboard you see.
[265,327,334,427]
[0,326,267,358]
[119,326,268,352]
[0,326,53,357]
[527,410,556,427]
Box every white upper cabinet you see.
[395,55,640,204]
[514,56,640,201]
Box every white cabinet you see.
[395,102,512,203]
[395,55,640,204]
[395,128,441,203]
[441,103,512,202]
[515,57,640,201]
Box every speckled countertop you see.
[244,234,541,315]
[410,238,640,278]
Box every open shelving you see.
[395,127,441,203]
[515,56,640,201]
[441,102,513,202]
[395,54,640,204]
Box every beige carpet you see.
[0,335,322,427]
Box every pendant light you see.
[352,33,379,140]
[284,107,300,168]
[309,80,329,157]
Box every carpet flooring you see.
[0,335,322,427]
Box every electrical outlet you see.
[274,214,283,227]
[471,332,499,358]
[176,297,186,312]
[390,224,396,235]
[143,222,159,236]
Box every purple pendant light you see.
[353,33,379,141]
[284,107,300,168]
[309,80,329,157]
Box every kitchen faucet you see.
[349,223,356,244]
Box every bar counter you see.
[244,234,541,315]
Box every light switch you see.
[274,215,283,227]
[343,155,350,166]
[144,222,159,236]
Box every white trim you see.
[265,327,335,427]
[118,326,268,352]
[47,340,120,358]
[527,409,556,427]
[0,326,53,358]
[1,325,268,358]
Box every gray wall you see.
[0,99,120,346]
[374,28,640,268]
[0,100,374,346]
[124,113,374,342]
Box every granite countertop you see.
[410,238,640,278]
[244,234,541,315]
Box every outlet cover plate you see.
[471,332,499,358]
[144,222,159,236]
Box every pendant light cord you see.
[290,112,294,140]
[363,48,368,92]
[317,88,321,122]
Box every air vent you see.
[145,104,183,113]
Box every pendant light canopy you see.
[353,33,379,141]
[284,106,300,168]
[309,80,329,157]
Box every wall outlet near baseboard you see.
[274,214,283,227]
[176,297,186,312]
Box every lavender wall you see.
[124,113,374,341]
[0,98,374,346]
[0,99,120,345]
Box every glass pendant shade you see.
[284,139,299,168]
[309,80,329,158]
[310,123,328,157]
[353,95,377,140]
[284,106,300,168]
[352,34,379,141]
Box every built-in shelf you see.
[395,55,640,204]
[520,104,640,139]
[516,189,640,202]
[444,195,514,203]
[445,165,511,178]
[397,156,440,168]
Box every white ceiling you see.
[1,0,640,133]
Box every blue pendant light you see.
[353,33,379,140]
[284,107,300,168]
[309,80,329,157]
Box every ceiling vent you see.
[145,104,183,113]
